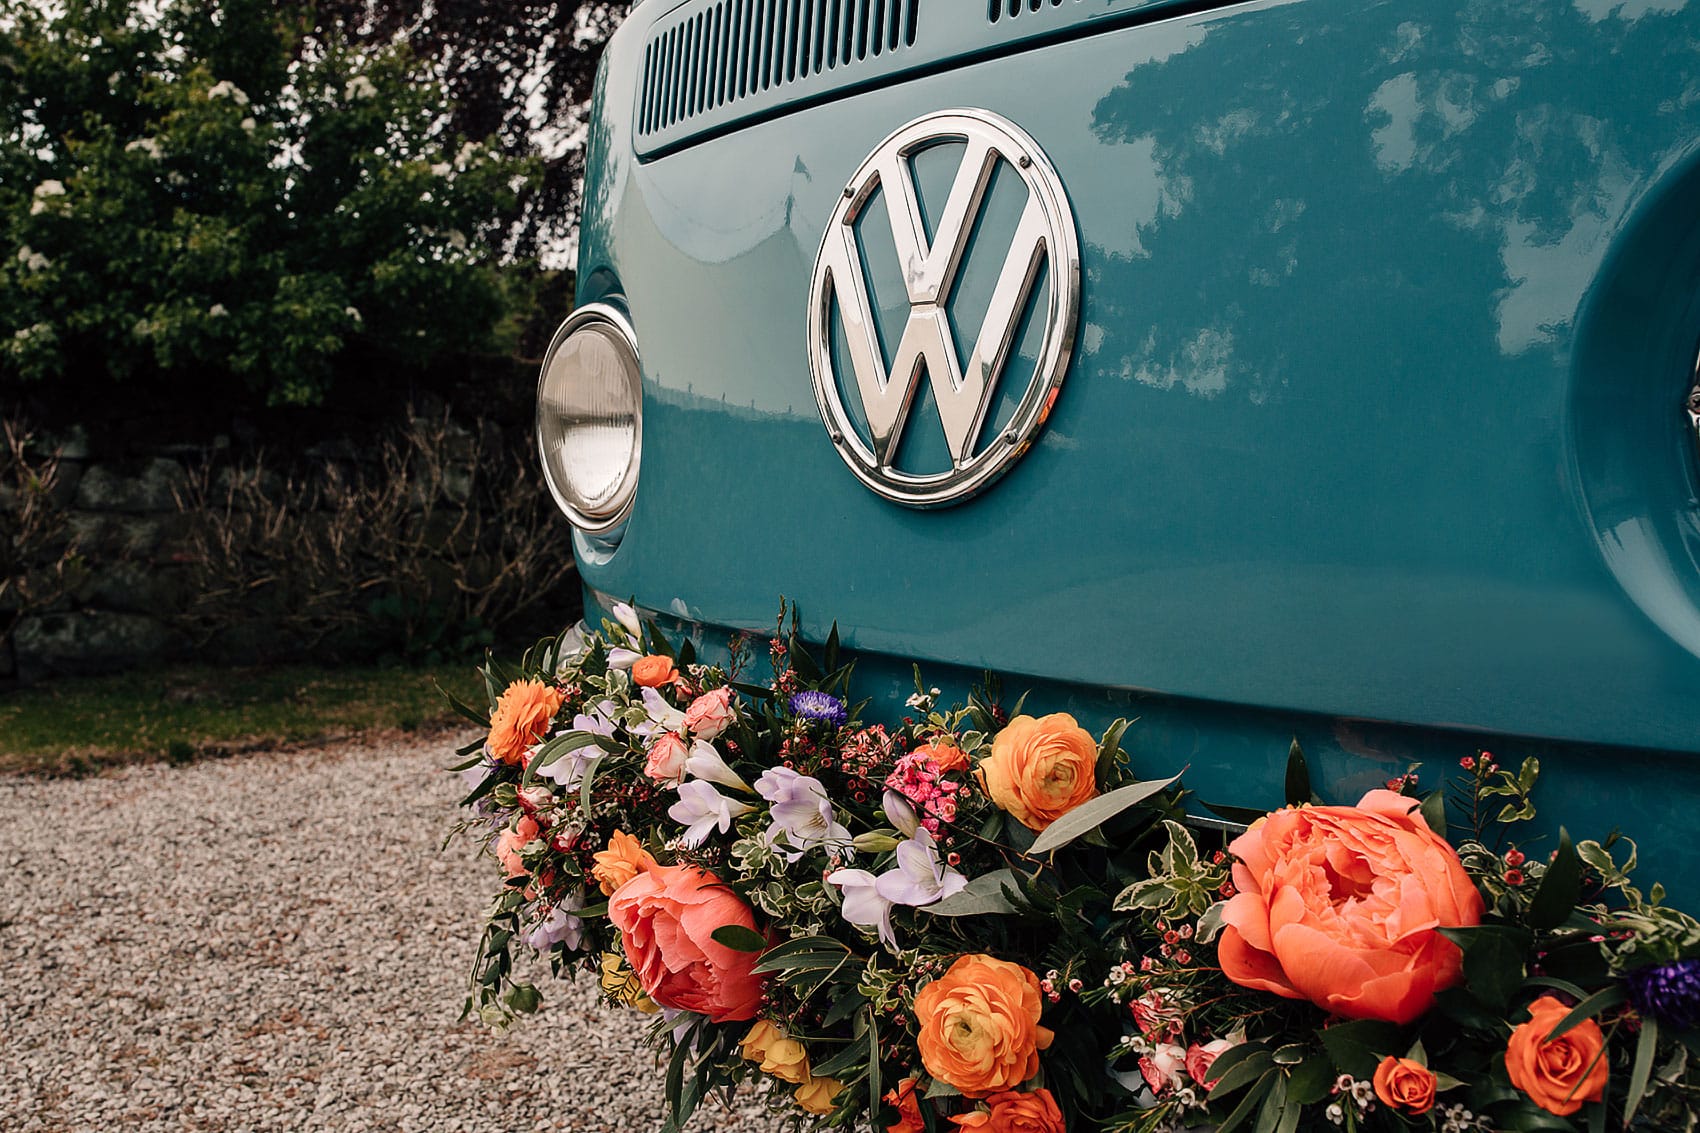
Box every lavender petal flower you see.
[525,891,585,952]
[828,868,895,950]
[755,767,851,857]
[874,830,968,908]
[668,780,756,848]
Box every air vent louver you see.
[638,0,920,146]
[987,0,1067,20]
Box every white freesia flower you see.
[826,868,894,949]
[240,117,256,133]
[882,789,921,838]
[639,686,686,731]
[755,767,851,859]
[207,303,228,318]
[668,780,755,848]
[683,740,750,792]
[344,75,377,100]
[611,601,643,642]
[124,136,163,160]
[16,246,49,272]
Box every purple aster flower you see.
[789,690,847,726]
[1627,959,1700,1030]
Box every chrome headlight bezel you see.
[535,302,643,535]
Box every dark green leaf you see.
[752,935,850,965]
[1526,828,1581,931]
[1283,739,1310,807]
[1420,789,1447,839]
[1319,1020,1401,1079]
[1287,1056,1332,1105]
[1253,1073,1288,1133]
[1624,1015,1659,1127]
[1202,800,1269,826]
[1215,1072,1276,1133]
[822,990,867,1028]
[866,1006,881,1130]
[1440,925,1530,1011]
[923,870,1023,917]
[711,925,767,952]
[1543,985,1626,1041]
[1028,772,1183,855]
[1202,1042,1270,1089]
[1210,1051,1275,1098]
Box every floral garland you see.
[446,605,1700,1133]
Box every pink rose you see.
[496,816,539,879]
[1186,1039,1234,1089]
[1131,989,1183,1042]
[608,863,766,1022]
[683,688,736,741]
[644,731,689,784]
[1139,1043,1187,1096]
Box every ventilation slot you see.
[639,0,921,142]
[987,0,1066,22]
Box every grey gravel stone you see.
[0,736,788,1132]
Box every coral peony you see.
[914,954,1054,1096]
[740,1020,811,1085]
[977,713,1099,831]
[631,654,677,687]
[884,1079,925,1133]
[1373,1056,1438,1115]
[487,679,565,765]
[950,1088,1065,1133]
[1505,995,1609,1116]
[607,863,765,1022]
[591,830,655,896]
[1218,789,1483,1024]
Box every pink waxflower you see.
[683,688,737,740]
[644,731,690,785]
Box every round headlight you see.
[536,303,642,533]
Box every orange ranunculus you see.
[631,654,677,688]
[794,1075,844,1115]
[607,863,766,1023]
[884,1078,925,1133]
[1373,1056,1438,1115]
[591,830,655,896]
[1506,995,1609,1116]
[915,739,970,774]
[977,714,1099,831]
[1217,789,1483,1024]
[914,955,1054,1097]
[739,1020,811,1085]
[487,679,566,765]
[950,1089,1065,1133]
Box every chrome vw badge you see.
[807,108,1080,507]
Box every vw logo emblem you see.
[807,108,1080,508]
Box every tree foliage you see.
[0,0,537,407]
[293,0,622,264]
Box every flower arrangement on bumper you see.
[446,606,1700,1133]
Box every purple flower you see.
[755,767,851,858]
[668,780,756,848]
[524,891,585,952]
[874,830,967,909]
[789,690,847,726]
[1627,959,1700,1030]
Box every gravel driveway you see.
[0,735,781,1132]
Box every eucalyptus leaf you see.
[923,869,1023,917]
[710,925,767,952]
[1624,1015,1659,1127]
[1028,772,1183,856]
[1543,984,1626,1041]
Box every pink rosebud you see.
[517,785,555,814]
[683,688,736,741]
[1186,1038,1235,1090]
[1139,1043,1188,1096]
[644,731,689,785]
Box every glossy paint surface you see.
[572,0,1700,887]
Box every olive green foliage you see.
[0,0,537,406]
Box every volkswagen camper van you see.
[535,0,1700,892]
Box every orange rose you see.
[487,679,565,765]
[950,1089,1064,1133]
[1506,995,1609,1116]
[607,863,766,1022]
[915,739,970,774]
[884,1079,925,1133]
[591,830,655,896]
[914,955,1054,1096]
[631,654,677,687]
[977,714,1099,831]
[1373,1056,1438,1115]
[1218,789,1483,1024]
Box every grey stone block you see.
[14,610,175,677]
[73,458,187,513]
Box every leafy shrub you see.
[0,0,536,407]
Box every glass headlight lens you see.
[536,304,642,533]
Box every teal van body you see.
[566,0,1700,893]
